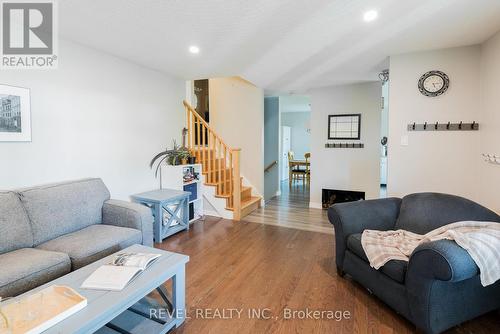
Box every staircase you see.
[183,101,261,220]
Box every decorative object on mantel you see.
[328,114,361,140]
[0,84,31,142]
[325,143,364,148]
[407,121,479,132]
[482,154,500,165]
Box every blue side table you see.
[131,189,190,242]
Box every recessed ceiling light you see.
[189,45,200,54]
[363,10,378,22]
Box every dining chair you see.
[288,151,307,188]
[304,152,311,187]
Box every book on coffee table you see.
[0,285,87,334]
[81,253,161,291]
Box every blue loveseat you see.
[328,193,500,334]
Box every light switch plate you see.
[400,135,409,146]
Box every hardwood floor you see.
[157,217,499,334]
[245,180,332,234]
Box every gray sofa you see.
[328,193,500,334]
[0,178,153,297]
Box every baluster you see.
[186,107,191,150]
[196,117,201,162]
[232,149,241,220]
[201,118,206,172]
[218,140,222,195]
[229,151,233,207]
[207,129,212,183]
[223,146,227,195]
[211,132,216,184]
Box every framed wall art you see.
[328,114,361,140]
[0,85,31,142]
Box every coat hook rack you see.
[482,153,500,165]
[325,143,364,149]
[407,121,479,132]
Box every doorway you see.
[193,79,209,146]
[281,126,291,181]
[380,78,389,198]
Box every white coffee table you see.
[12,244,189,334]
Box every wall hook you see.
[435,122,439,130]
[447,122,451,130]
[412,122,416,130]
[459,121,463,130]
[424,122,427,130]
[471,121,476,130]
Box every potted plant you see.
[150,140,191,177]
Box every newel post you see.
[232,148,242,221]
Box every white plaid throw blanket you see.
[361,221,500,286]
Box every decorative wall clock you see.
[418,70,449,97]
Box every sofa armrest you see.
[102,199,154,247]
[328,197,401,271]
[407,239,478,282]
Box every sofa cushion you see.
[0,192,34,254]
[0,248,70,297]
[347,233,407,283]
[395,193,500,234]
[36,224,142,270]
[18,178,111,245]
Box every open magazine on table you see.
[81,253,161,291]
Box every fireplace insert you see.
[322,189,365,209]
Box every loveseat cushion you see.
[18,178,111,245]
[0,248,70,297]
[347,233,407,283]
[395,193,500,234]
[0,192,34,254]
[36,224,142,270]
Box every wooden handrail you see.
[264,160,278,173]
[183,100,242,220]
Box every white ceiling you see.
[279,96,311,113]
[59,0,500,93]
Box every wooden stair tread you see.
[225,196,260,211]
[242,196,261,208]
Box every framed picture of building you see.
[0,85,31,142]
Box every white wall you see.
[310,82,382,207]
[479,31,500,213]
[0,40,185,199]
[209,77,265,196]
[264,97,280,200]
[281,112,311,158]
[388,46,482,202]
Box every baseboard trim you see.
[309,202,322,209]
[203,210,221,218]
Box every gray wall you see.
[264,97,280,200]
[281,112,311,158]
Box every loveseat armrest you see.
[328,197,401,271]
[407,239,478,282]
[102,200,154,247]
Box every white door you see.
[281,126,291,181]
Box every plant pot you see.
[181,158,188,165]
[187,156,196,164]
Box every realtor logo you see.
[1,0,58,69]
